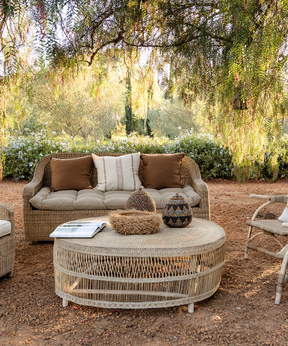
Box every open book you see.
[50,220,107,238]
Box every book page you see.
[50,221,107,238]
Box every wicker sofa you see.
[23,153,210,243]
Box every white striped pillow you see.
[92,153,142,191]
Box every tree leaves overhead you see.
[1,0,288,179]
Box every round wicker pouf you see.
[109,209,162,235]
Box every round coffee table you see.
[53,217,225,313]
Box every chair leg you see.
[188,303,194,313]
[275,251,288,305]
[244,226,253,259]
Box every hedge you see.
[2,131,288,181]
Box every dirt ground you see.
[1,179,288,346]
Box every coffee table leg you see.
[188,303,194,313]
[63,299,68,307]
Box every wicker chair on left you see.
[0,204,15,278]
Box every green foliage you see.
[169,133,234,180]
[148,99,204,139]
[26,66,125,144]
[2,131,72,180]
[2,1,288,181]
[254,136,288,181]
[1,1,288,182]
[3,131,234,180]
[4,131,288,182]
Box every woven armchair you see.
[245,194,288,305]
[0,203,15,277]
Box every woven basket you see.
[162,193,192,228]
[109,209,162,235]
[125,188,156,212]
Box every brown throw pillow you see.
[50,156,93,192]
[140,153,185,189]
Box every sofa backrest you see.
[40,152,194,188]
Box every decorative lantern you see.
[162,193,192,228]
[125,187,156,212]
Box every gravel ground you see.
[1,178,288,345]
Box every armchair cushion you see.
[0,220,11,237]
[279,206,288,222]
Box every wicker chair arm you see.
[0,203,15,236]
[250,194,287,203]
[250,194,270,199]
[22,155,51,198]
[250,201,272,221]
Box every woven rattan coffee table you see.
[53,217,225,313]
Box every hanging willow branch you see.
[0,0,288,180]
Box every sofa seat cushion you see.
[29,186,201,211]
[0,220,11,237]
[145,186,201,208]
[29,187,106,211]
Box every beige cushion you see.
[30,187,106,211]
[140,153,185,189]
[104,191,135,209]
[92,153,142,191]
[279,206,288,222]
[0,220,11,237]
[50,156,93,192]
[144,187,201,208]
[29,186,200,211]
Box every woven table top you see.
[55,217,225,257]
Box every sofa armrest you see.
[22,155,52,199]
[0,203,15,237]
[182,156,210,219]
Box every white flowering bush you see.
[4,129,287,181]
[94,135,171,154]
[2,131,72,180]
[1,130,240,180]
[168,131,233,179]
[75,132,234,180]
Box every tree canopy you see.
[1,0,288,179]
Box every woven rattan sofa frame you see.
[0,203,15,277]
[23,152,210,243]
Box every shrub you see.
[2,131,72,180]
[169,132,234,179]
[256,135,288,181]
[5,130,288,182]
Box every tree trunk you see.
[125,69,133,135]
